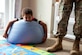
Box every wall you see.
[15,0,30,18]
[21,0,30,9]
[29,0,55,38]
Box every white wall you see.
[15,0,30,18]
[21,0,30,9]
[29,0,54,38]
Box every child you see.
[3,8,47,43]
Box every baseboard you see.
[53,31,75,40]
[48,33,54,38]
[53,31,82,44]
[64,34,75,40]
[64,37,82,44]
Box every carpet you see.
[0,40,55,55]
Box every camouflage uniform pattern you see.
[56,0,82,38]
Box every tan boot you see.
[46,36,63,52]
[70,37,80,55]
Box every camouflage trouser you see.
[56,0,82,38]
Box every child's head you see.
[22,8,33,21]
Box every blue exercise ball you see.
[7,20,44,44]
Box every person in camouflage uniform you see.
[47,0,82,55]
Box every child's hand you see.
[3,33,8,38]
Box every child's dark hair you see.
[22,8,33,16]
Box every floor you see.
[0,36,82,55]
[35,38,82,55]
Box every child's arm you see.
[3,19,18,38]
[39,21,47,43]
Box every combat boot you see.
[70,37,80,55]
[46,35,63,52]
